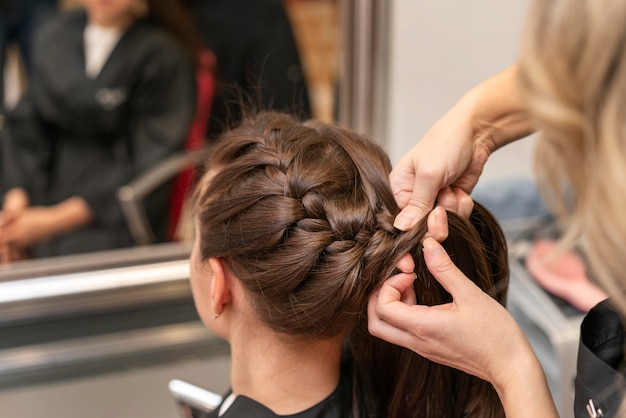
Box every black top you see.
[1,10,195,257]
[189,0,312,139]
[575,299,626,417]
[196,360,353,418]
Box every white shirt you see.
[84,23,124,78]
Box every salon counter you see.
[0,243,228,390]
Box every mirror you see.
[0,0,344,264]
[0,1,351,416]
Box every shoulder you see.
[129,20,190,62]
[32,10,85,66]
[36,9,85,42]
[125,21,195,79]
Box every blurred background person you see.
[0,0,201,261]
[188,0,313,139]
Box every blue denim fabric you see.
[472,177,551,221]
[0,0,57,109]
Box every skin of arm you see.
[372,66,557,415]
[369,209,558,418]
[0,194,93,250]
[392,65,536,230]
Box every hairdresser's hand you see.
[369,237,521,381]
[392,66,535,231]
[368,236,558,417]
[390,115,485,231]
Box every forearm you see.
[493,338,559,418]
[456,65,535,153]
[49,197,94,236]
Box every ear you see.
[208,258,232,316]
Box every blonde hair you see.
[519,0,626,316]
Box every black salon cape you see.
[575,299,626,417]
[195,361,353,418]
[0,10,195,257]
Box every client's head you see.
[190,111,401,342]
[190,111,508,417]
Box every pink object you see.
[168,50,217,241]
[525,239,608,312]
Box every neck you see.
[228,323,343,415]
[87,14,134,30]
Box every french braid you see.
[194,111,508,417]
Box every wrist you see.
[51,197,93,235]
[492,339,558,417]
[459,65,534,153]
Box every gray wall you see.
[384,0,537,184]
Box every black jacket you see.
[1,10,195,257]
[575,299,626,417]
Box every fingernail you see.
[394,214,413,231]
[423,237,442,256]
[434,206,446,224]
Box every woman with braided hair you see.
[189,111,509,417]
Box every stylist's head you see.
[519,0,626,313]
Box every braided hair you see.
[194,111,508,417]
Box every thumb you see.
[393,184,438,231]
[422,237,476,298]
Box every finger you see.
[398,274,417,305]
[367,289,430,349]
[422,237,478,298]
[389,153,418,209]
[376,271,418,306]
[0,211,16,227]
[435,187,458,213]
[367,295,417,348]
[392,171,440,231]
[452,187,474,219]
[396,253,415,273]
[369,283,455,351]
[424,206,448,243]
[1,224,24,248]
[394,203,433,232]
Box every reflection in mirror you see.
[337,0,389,141]
[0,1,354,417]
[0,0,342,264]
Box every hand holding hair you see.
[390,121,479,230]
[368,211,558,417]
[391,65,534,231]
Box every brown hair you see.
[194,111,508,417]
[145,0,204,62]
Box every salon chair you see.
[169,379,222,417]
[117,147,211,245]
[118,50,215,246]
